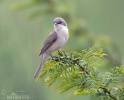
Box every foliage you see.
[37,47,124,100]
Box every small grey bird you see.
[34,17,69,78]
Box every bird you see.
[34,17,69,78]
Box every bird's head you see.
[53,17,67,28]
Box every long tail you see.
[34,53,49,78]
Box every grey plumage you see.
[39,31,57,56]
[34,17,69,78]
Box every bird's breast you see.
[57,27,69,42]
[47,26,69,53]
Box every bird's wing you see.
[39,30,57,56]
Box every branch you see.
[37,47,124,100]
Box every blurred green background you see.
[0,0,124,100]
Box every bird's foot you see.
[49,54,56,60]
[52,56,56,60]
[49,54,59,61]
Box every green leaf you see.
[74,89,91,95]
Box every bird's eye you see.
[58,21,62,24]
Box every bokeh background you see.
[0,0,124,100]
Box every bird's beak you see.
[54,23,57,25]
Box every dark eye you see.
[58,21,62,24]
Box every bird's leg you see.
[49,54,56,60]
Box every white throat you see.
[54,24,67,33]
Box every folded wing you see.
[39,31,57,56]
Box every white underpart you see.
[46,24,69,54]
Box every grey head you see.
[53,17,67,26]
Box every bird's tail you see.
[34,53,49,78]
